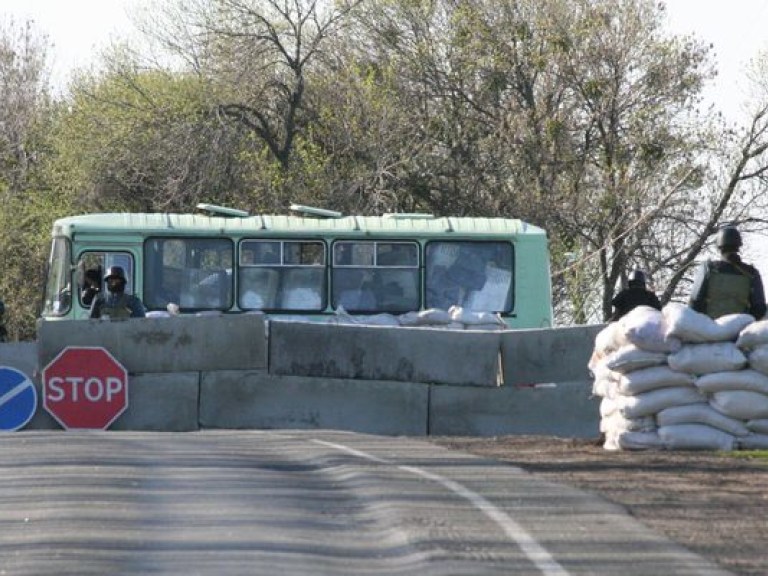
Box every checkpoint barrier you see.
[10,315,604,436]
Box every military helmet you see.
[628,269,646,287]
[716,226,742,250]
[103,266,127,282]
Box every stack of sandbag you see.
[657,303,755,450]
[591,305,703,450]
[718,319,768,449]
[591,302,768,451]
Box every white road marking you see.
[0,378,33,409]
[312,439,571,576]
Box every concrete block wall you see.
[8,316,603,437]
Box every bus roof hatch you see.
[196,203,250,218]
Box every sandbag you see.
[668,342,747,374]
[604,429,664,451]
[663,302,751,343]
[448,306,506,327]
[619,306,681,353]
[615,387,706,419]
[736,319,768,350]
[599,411,656,434]
[656,404,750,436]
[695,369,768,395]
[592,370,620,399]
[737,434,768,450]
[616,366,694,396]
[709,390,768,420]
[603,345,668,374]
[746,419,768,434]
[658,424,736,451]
[600,396,619,418]
[716,314,757,340]
[398,308,452,326]
[747,345,768,375]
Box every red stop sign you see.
[42,347,129,430]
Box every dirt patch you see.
[430,435,768,576]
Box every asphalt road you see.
[0,430,733,576]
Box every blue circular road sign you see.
[0,366,38,431]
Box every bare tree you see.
[0,17,49,196]
[140,0,362,173]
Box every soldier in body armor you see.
[90,266,146,319]
[689,226,767,320]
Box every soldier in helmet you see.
[610,269,662,321]
[89,266,146,319]
[689,226,766,319]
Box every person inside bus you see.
[429,245,487,310]
[80,268,102,307]
[90,266,146,319]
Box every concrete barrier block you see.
[37,314,267,373]
[269,322,501,386]
[0,344,56,431]
[429,380,600,438]
[501,324,604,385]
[0,343,37,378]
[111,372,200,432]
[199,370,429,435]
[22,371,200,432]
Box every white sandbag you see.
[592,322,629,356]
[448,306,506,327]
[592,371,620,399]
[616,366,694,396]
[656,404,750,436]
[616,387,706,419]
[599,411,656,434]
[747,345,768,375]
[658,424,736,451]
[695,369,768,395]
[398,308,452,326]
[603,345,668,374]
[736,319,768,350]
[603,429,664,451]
[746,419,768,434]
[715,314,756,340]
[619,306,681,353]
[333,308,401,326]
[738,434,768,449]
[709,390,768,420]
[600,396,619,418]
[668,342,747,374]
[662,302,754,343]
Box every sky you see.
[3,0,767,121]
[3,0,768,265]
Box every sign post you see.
[42,347,128,430]
[0,367,38,431]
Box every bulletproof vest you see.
[101,294,133,319]
[705,265,751,319]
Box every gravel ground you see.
[430,435,768,576]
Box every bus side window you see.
[240,268,279,309]
[426,242,512,312]
[281,268,324,310]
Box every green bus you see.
[41,204,553,328]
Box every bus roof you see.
[52,212,546,238]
